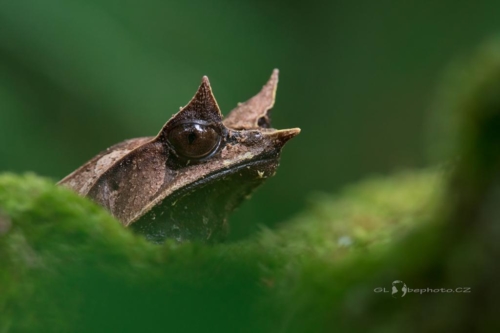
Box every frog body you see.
[59,70,300,243]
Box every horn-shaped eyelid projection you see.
[156,76,224,141]
[223,69,279,130]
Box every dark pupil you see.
[187,132,197,144]
[168,123,220,159]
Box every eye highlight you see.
[167,122,221,160]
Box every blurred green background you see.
[1,0,500,239]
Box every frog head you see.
[61,70,300,243]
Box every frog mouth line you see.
[158,155,278,205]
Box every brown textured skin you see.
[59,137,153,196]
[59,70,300,242]
[87,141,168,224]
[223,69,278,130]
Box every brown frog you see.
[59,70,300,243]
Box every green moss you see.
[0,169,442,332]
[261,169,444,259]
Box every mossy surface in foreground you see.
[0,170,443,333]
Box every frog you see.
[59,70,300,243]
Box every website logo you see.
[374,280,471,298]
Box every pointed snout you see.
[264,128,301,147]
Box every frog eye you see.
[167,122,221,160]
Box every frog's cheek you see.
[130,158,275,244]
